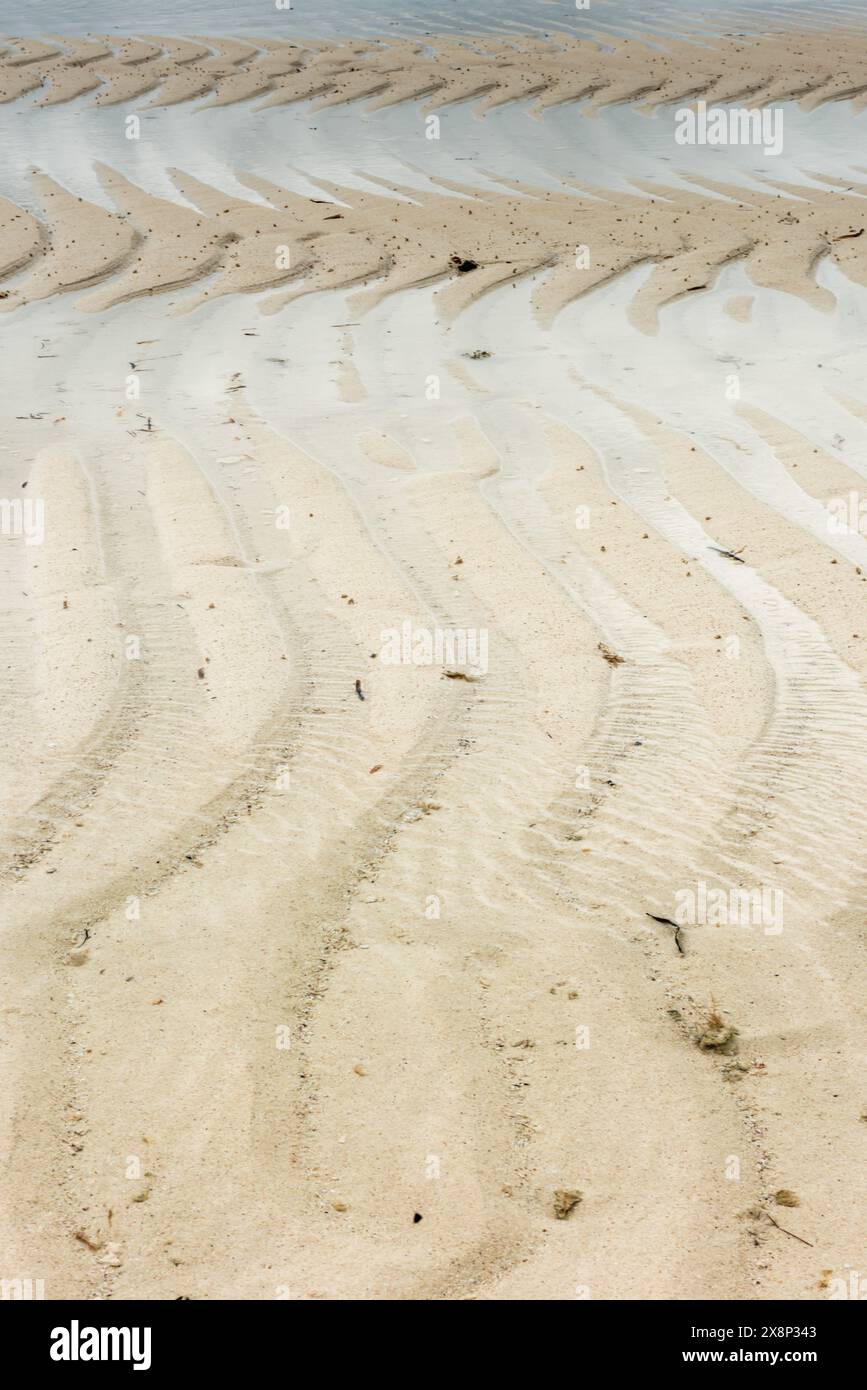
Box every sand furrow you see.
[2,11,866,1305]
[2,30,867,117]
[4,166,867,333]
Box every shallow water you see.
[3,85,867,220]
[3,0,856,42]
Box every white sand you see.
[0,25,866,1302]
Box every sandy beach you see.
[1,1,866,1304]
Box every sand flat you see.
[0,10,865,1304]
[0,30,867,114]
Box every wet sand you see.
[3,30,867,116]
[0,18,866,1303]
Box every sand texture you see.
[0,15,866,1304]
[1,167,867,325]
[1,30,867,115]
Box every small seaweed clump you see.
[697,1005,738,1055]
[553,1189,583,1220]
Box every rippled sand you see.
[0,16,866,1302]
[5,30,867,115]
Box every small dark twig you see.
[765,1212,813,1248]
[646,912,685,955]
[709,546,746,563]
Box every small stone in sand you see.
[553,1189,583,1219]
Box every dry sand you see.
[0,25,866,1303]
